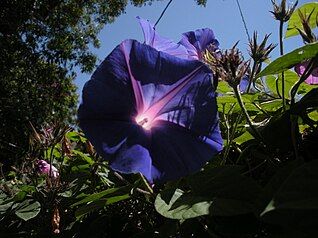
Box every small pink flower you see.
[37,160,59,178]
[295,61,318,85]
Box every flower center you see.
[135,115,151,130]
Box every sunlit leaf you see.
[308,110,318,121]
[266,70,298,98]
[217,81,233,94]
[72,150,94,165]
[260,99,283,112]
[257,42,318,78]
[217,95,237,104]
[234,131,254,145]
[73,186,131,219]
[71,186,131,207]
[155,189,212,220]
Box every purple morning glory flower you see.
[37,160,59,178]
[295,61,318,85]
[179,28,220,60]
[238,75,262,93]
[78,18,223,183]
[137,16,219,60]
[239,75,250,93]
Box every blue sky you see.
[75,0,311,96]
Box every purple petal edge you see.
[295,61,318,85]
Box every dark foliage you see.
[0,0,160,163]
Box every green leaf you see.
[257,42,318,78]
[104,194,130,205]
[75,194,130,219]
[257,159,303,214]
[73,150,94,165]
[265,75,277,94]
[58,190,73,198]
[217,81,233,94]
[234,131,254,145]
[291,88,318,115]
[66,131,87,143]
[155,189,212,220]
[20,185,36,193]
[217,95,237,104]
[0,201,14,214]
[188,166,262,216]
[263,160,318,211]
[297,81,318,95]
[308,110,318,121]
[217,94,260,114]
[13,191,27,202]
[15,199,41,221]
[261,160,318,228]
[74,199,105,219]
[241,94,260,103]
[71,186,131,207]
[266,70,298,98]
[71,164,91,172]
[286,3,318,38]
[259,112,293,153]
[260,99,283,112]
[209,197,256,216]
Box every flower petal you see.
[78,120,135,158]
[78,43,136,122]
[37,160,59,178]
[179,28,219,60]
[127,40,220,138]
[150,121,222,181]
[79,119,161,182]
[111,144,160,182]
[137,16,189,59]
[295,61,318,85]
[79,26,223,183]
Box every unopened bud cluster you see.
[270,0,298,22]
[297,10,317,43]
[248,32,276,64]
[204,43,249,88]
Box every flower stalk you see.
[233,85,263,141]
[270,0,298,110]
[247,32,276,93]
[291,56,318,104]
[279,19,286,110]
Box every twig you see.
[235,0,250,42]
[154,0,173,28]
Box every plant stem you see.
[233,85,263,141]
[290,57,317,105]
[289,57,317,160]
[246,60,257,93]
[221,101,243,163]
[275,77,282,98]
[154,0,173,28]
[279,20,286,110]
[222,107,230,162]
